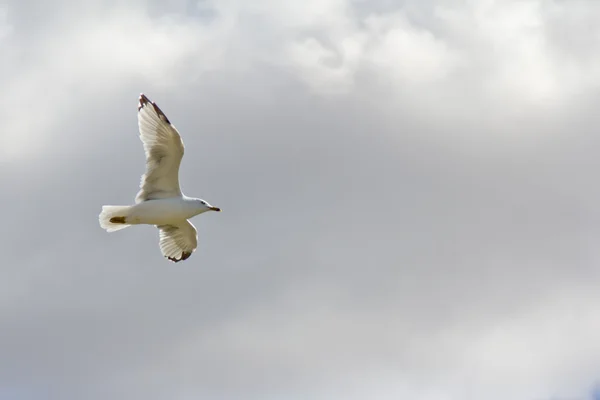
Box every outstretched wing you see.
[157,220,198,262]
[136,93,185,203]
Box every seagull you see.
[99,93,221,263]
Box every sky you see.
[2,0,600,399]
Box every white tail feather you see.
[99,205,132,232]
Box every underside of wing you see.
[136,94,185,203]
[157,220,198,262]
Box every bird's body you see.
[99,94,220,262]
[104,197,205,226]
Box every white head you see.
[194,198,221,214]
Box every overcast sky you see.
[2,0,600,399]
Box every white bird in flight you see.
[99,93,221,262]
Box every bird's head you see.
[195,198,221,214]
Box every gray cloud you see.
[2,0,600,399]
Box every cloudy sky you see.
[2,0,600,399]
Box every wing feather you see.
[157,220,198,263]
[135,94,185,203]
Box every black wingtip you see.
[138,93,150,111]
[138,93,171,124]
[167,251,192,263]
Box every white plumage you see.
[158,221,198,262]
[136,94,184,203]
[99,94,221,263]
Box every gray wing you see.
[157,220,198,262]
[135,94,185,203]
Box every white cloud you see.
[0,5,229,161]
[159,283,600,400]
[364,11,460,85]
[0,7,11,41]
[3,1,600,399]
[285,36,363,94]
